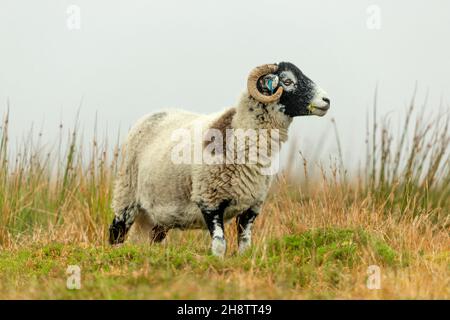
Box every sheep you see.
[109,62,330,257]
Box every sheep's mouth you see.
[307,104,329,117]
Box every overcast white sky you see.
[0,0,449,168]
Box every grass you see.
[0,97,449,299]
[0,229,405,299]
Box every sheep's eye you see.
[283,79,293,86]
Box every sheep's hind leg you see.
[236,208,259,254]
[109,205,139,245]
[127,210,168,244]
[151,225,167,243]
[199,200,230,258]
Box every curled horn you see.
[247,64,283,104]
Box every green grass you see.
[0,227,408,299]
[267,228,402,288]
[271,228,399,267]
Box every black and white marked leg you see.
[236,208,259,254]
[109,204,139,245]
[200,201,230,258]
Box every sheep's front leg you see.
[236,208,259,254]
[200,201,229,258]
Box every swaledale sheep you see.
[109,62,330,257]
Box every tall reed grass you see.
[0,97,448,248]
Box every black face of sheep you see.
[249,62,330,117]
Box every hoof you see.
[211,237,226,258]
[238,239,252,254]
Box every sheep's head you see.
[247,62,330,117]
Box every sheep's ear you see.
[258,74,280,95]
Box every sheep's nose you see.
[322,97,331,109]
